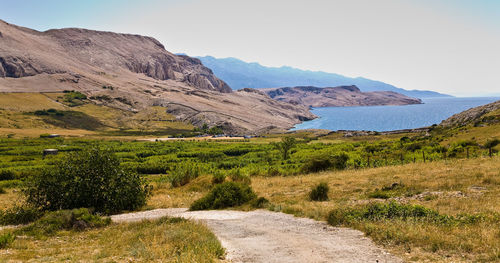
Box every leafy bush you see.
[327,202,481,227]
[250,197,269,208]
[309,182,329,201]
[0,233,15,249]
[0,179,23,189]
[64,91,87,105]
[39,133,51,138]
[33,109,65,116]
[23,146,151,214]
[366,183,418,199]
[197,151,224,162]
[0,170,15,181]
[170,162,200,187]
[223,148,250,156]
[0,206,42,225]
[212,172,226,185]
[136,161,170,174]
[367,190,391,199]
[228,169,251,185]
[302,153,349,173]
[0,187,5,194]
[272,137,296,160]
[19,208,111,238]
[190,182,257,210]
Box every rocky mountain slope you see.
[196,56,451,99]
[0,20,314,133]
[262,85,422,108]
[440,100,500,127]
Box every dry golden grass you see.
[0,189,23,210]
[143,156,500,261]
[147,175,213,209]
[246,157,500,262]
[0,93,193,138]
[0,93,65,112]
[2,153,498,261]
[0,127,95,138]
[0,218,224,262]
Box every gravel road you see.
[111,208,402,263]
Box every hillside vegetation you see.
[0,100,498,261]
[0,92,194,138]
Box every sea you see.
[292,97,500,132]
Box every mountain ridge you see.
[196,56,451,99]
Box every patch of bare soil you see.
[111,209,402,263]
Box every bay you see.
[292,97,500,132]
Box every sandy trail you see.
[111,208,402,263]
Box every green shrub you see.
[266,166,281,177]
[34,110,49,116]
[302,153,349,173]
[228,169,251,185]
[197,151,224,162]
[326,202,480,227]
[367,183,420,199]
[250,197,269,208]
[0,187,5,194]
[272,137,296,160]
[19,208,111,238]
[23,146,151,214]
[0,170,15,181]
[211,172,226,185]
[0,179,23,189]
[190,182,257,210]
[170,162,200,187]
[136,161,170,174]
[309,182,329,201]
[0,233,15,249]
[367,190,391,199]
[223,148,250,156]
[0,206,42,225]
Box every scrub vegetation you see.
[0,113,498,261]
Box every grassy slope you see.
[0,217,224,262]
[145,157,500,262]
[251,157,500,262]
[0,93,193,138]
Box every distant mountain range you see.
[196,56,451,99]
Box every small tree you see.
[23,146,151,214]
[309,182,329,201]
[484,139,500,157]
[273,137,296,160]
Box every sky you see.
[1,0,499,96]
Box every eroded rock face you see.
[0,19,313,133]
[0,20,231,93]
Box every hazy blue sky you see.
[1,0,499,96]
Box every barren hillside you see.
[440,99,500,127]
[0,20,314,133]
[262,85,422,107]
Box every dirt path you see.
[111,209,402,263]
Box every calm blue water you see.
[292,97,500,132]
